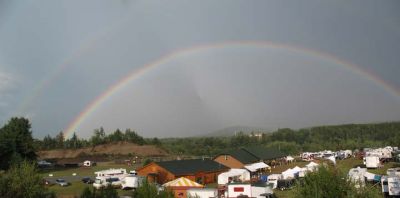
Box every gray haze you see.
[0,0,399,138]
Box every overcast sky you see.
[0,0,399,138]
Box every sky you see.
[0,0,399,138]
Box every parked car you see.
[82,177,94,184]
[55,179,70,187]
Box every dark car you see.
[82,177,94,184]
[55,179,70,187]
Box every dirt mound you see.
[38,141,168,159]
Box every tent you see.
[291,166,302,173]
[281,168,295,179]
[163,177,203,198]
[327,156,336,165]
[244,162,270,172]
[285,156,295,163]
[163,177,203,188]
[305,162,319,172]
[218,169,251,185]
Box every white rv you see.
[93,176,111,189]
[387,168,400,177]
[363,156,380,168]
[388,177,400,196]
[266,174,281,189]
[382,176,400,197]
[225,183,273,198]
[83,160,96,167]
[348,167,367,188]
[121,175,145,190]
[187,188,218,198]
[95,168,127,178]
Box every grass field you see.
[41,162,139,198]
[42,158,394,197]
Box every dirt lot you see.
[38,141,168,159]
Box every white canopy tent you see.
[285,156,295,163]
[281,168,295,179]
[291,166,302,173]
[244,162,270,172]
[218,169,251,185]
[305,162,319,172]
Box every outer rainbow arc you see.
[63,40,400,138]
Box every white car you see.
[55,179,69,187]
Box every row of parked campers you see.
[93,169,145,190]
[348,167,400,197]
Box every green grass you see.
[272,158,391,198]
[40,162,137,178]
[40,162,138,197]
[42,159,392,197]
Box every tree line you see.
[35,127,160,150]
[160,121,400,156]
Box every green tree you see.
[90,127,106,146]
[0,117,37,170]
[80,185,117,198]
[55,131,65,149]
[133,180,174,198]
[295,165,380,198]
[0,161,55,198]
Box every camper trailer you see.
[266,174,281,189]
[348,167,367,188]
[93,177,110,189]
[226,183,274,198]
[83,160,96,167]
[388,177,400,197]
[383,176,400,197]
[186,188,218,198]
[364,156,381,168]
[121,175,145,190]
[387,168,400,177]
[95,168,127,178]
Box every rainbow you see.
[64,40,400,138]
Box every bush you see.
[80,185,118,198]
[0,161,55,198]
[133,180,174,198]
[295,165,380,198]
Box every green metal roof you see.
[156,159,228,176]
[225,149,259,164]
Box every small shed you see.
[163,177,203,198]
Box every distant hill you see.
[202,126,271,137]
[38,141,168,159]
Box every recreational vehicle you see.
[387,168,400,177]
[225,183,274,198]
[363,156,381,168]
[186,188,218,198]
[121,175,145,190]
[382,176,400,197]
